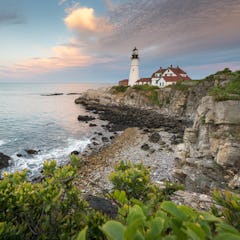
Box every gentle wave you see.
[0,140,6,146]
[2,138,91,179]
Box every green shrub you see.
[0,160,87,239]
[209,79,240,101]
[109,161,151,201]
[213,190,240,230]
[79,202,240,240]
[133,84,159,91]
[111,86,129,93]
[167,80,190,91]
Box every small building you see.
[118,79,129,86]
[136,78,151,85]
[151,65,191,88]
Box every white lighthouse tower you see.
[128,47,139,86]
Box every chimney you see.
[170,64,173,68]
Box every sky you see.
[0,0,239,83]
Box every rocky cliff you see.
[174,96,240,192]
[76,69,240,193]
[76,79,215,121]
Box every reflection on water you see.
[0,82,109,177]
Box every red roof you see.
[162,76,191,82]
[151,68,166,78]
[169,66,186,75]
[136,78,151,83]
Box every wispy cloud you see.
[0,11,25,25]
[2,0,239,80]
[98,0,240,57]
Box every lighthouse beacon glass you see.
[129,47,140,86]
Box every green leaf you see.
[125,205,146,239]
[127,205,146,226]
[200,212,222,223]
[214,233,240,240]
[146,217,164,240]
[76,226,88,240]
[184,222,206,240]
[216,223,240,235]
[161,201,188,220]
[100,221,126,240]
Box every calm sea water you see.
[0,82,108,178]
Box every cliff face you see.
[76,79,215,121]
[175,96,240,192]
[76,70,240,192]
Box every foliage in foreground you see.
[0,160,87,239]
[1,160,240,239]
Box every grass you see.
[111,85,129,93]
[133,84,159,91]
[209,69,240,101]
[167,81,190,91]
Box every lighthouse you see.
[128,47,139,86]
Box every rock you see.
[41,93,64,96]
[0,152,11,169]
[141,143,150,151]
[229,173,240,189]
[171,190,215,211]
[16,153,23,157]
[77,115,96,122]
[85,195,118,218]
[110,136,115,140]
[25,149,39,155]
[102,137,109,142]
[71,150,79,155]
[149,132,161,143]
[216,143,240,167]
[98,132,103,136]
[89,123,97,127]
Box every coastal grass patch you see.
[209,78,240,101]
[167,80,191,91]
[133,84,159,91]
[111,85,129,93]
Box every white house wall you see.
[162,69,176,77]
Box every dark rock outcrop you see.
[71,150,79,155]
[141,143,150,151]
[149,132,161,143]
[25,149,39,155]
[0,152,11,169]
[78,115,96,122]
[85,195,118,218]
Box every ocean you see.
[0,82,108,178]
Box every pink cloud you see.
[64,6,113,33]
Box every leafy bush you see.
[213,190,240,230]
[0,160,87,239]
[109,161,150,201]
[79,202,240,240]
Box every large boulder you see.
[85,195,118,218]
[0,152,11,169]
[216,143,240,167]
